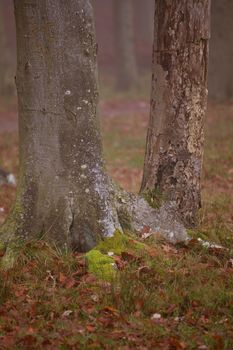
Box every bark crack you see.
[68,199,75,243]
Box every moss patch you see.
[85,230,145,281]
[85,249,116,281]
[96,230,145,255]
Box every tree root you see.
[112,184,188,244]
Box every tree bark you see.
[0,0,188,251]
[113,0,138,90]
[208,0,233,100]
[141,0,210,227]
[1,0,123,252]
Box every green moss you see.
[96,230,144,255]
[85,230,145,281]
[143,188,165,209]
[85,249,116,281]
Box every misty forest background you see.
[0,1,233,349]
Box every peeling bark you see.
[141,0,210,227]
[0,0,188,251]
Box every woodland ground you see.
[0,77,232,349]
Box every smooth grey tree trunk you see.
[141,0,210,227]
[1,0,122,252]
[113,0,138,90]
[0,0,189,251]
[209,0,233,100]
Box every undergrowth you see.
[0,91,232,348]
[0,235,233,349]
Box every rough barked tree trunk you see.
[0,0,188,251]
[113,0,138,90]
[209,0,233,100]
[141,0,210,227]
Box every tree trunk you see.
[208,0,233,100]
[135,0,154,46]
[0,0,189,251]
[113,0,138,90]
[141,0,210,227]
[0,3,8,96]
[1,0,123,252]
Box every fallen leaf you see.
[86,324,95,332]
[59,272,67,283]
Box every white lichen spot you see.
[65,90,71,96]
[82,99,88,105]
[85,188,90,194]
[7,174,16,185]
[77,107,82,110]
[81,174,87,179]
[81,164,87,169]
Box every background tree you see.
[0,3,8,96]
[208,0,233,100]
[135,0,154,46]
[113,0,138,90]
[0,0,187,251]
[141,0,210,227]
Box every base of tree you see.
[0,180,188,252]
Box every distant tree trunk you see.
[113,0,138,90]
[141,0,210,227]
[209,0,233,100]
[0,4,8,96]
[135,0,154,45]
[0,0,188,251]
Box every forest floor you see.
[0,83,233,349]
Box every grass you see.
[0,80,233,348]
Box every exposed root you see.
[112,184,188,244]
